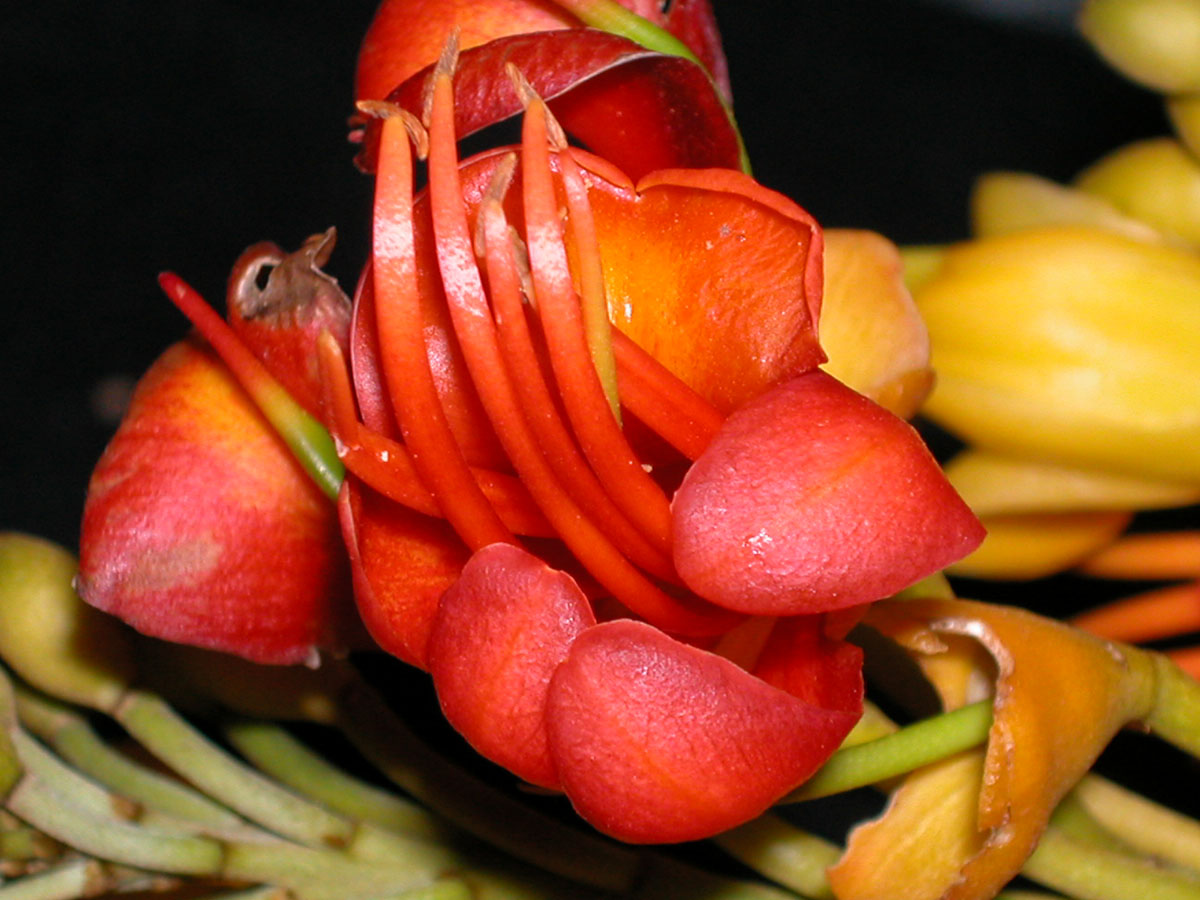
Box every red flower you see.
[324,54,984,841]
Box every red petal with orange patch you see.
[672,370,985,615]
[545,618,860,843]
[77,340,350,665]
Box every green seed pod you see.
[0,533,136,712]
[1080,0,1200,93]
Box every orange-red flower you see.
[322,50,984,841]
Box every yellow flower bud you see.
[1079,0,1200,93]
[1075,137,1200,246]
[820,229,933,419]
[1167,91,1200,157]
[970,171,1165,243]
[917,226,1200,484]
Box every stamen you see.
[479,198,735,636]
[520,93,674,555]
[611,330,724,460]
[483,168,679,581]
[426,62,677,583]
[317,332,552,535]
[557,146,622,422]
[370,111,512,549]
[1077,531,1200,580]
[1072,581,1200,645]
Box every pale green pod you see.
[0,532,135,712]
[917,226,1200,484]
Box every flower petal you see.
[427,544,596,788]
[78,340,350,665]
[546,618,860,843]
[672,370,984,615]
[358,31,740,180]
[339,478,468,669]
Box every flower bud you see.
[1075,137,1200,246]
[970,171,1164,243]
[1079,0,1200,93]
[1167,91,1200,157]
[917,225,1200,484]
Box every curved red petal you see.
[339,477,468,669]
[78,340,351,665]
[358,31,739,180]
[672,370,985,615]
[545,618,860,843]
[427,544,595,788]
[752,615,864,714]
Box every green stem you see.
[783,700,993,802]
[714,813,839,899]
[0,858,100,900]
[1145,653,1200,757]
[1073,774,1200,871]
[114,690,456,872]
[1023,824,1200,900]
[15,686,250,835]
[5,769,458,900]
[222,719,449,842]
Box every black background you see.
[3,0,1165,550]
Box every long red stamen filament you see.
[557,144,621,421]
[1077,532,1200,580]
[1071,581,1200,644]
[611,330,724,460]
[521,96,674,554]
[368,107,512,550]
[317,332,552,536]
[422,64,682,588]
[481,198,736,636]
[484,207,679,581]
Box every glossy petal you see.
[672,370,985,615]
[358,31,740,180]
[427,543,596,788]
[78,340,350,665]
[593,167,824,412]
[546,618,860,843]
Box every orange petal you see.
[586,165,824,414]
[427,544,596,789]
[546,618,860,843]
[832,599,1160,900]
[339,478,468,670]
